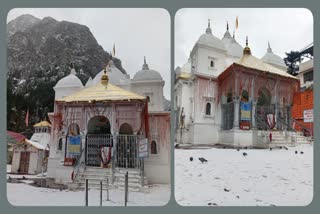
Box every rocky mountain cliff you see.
[7,14,126,136]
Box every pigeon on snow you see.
[198,157,208,163]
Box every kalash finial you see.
[142,56,149,70]
[206,18,212,34]
[70,62,76,75]
[101,60,110,86]
[243,36,251,55]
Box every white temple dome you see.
[195,20,226,52]
[92,60,130,86]
[261,42,286,69]
[85,76,93,87]
[54,68,83,88]
[221,25,243,58]
[133,57,163,81]
[180,57,191,73]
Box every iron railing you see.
[254,114,272,144]
[288,117,313,138]
[73,147,85,182]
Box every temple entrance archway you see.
[116,123,137,168]
[86,116,112,166]
[256,87,275,129]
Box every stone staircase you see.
[70,166,148,192]
[255,130,312,148]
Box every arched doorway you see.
[86,116,112,166]
[256,87,274,129]
[116,123,137,168]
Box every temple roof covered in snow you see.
[56,82,146,103]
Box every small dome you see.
[54,68,83,88]
[133,57,163,81]
[222,28,243,58]
[92,60,130,86]
[85,76,93,87]
[261,42,286,69]
[180,57,191,73]
[195,20,226,52]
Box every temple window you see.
[303,70,313,83]
[210,60,214,67]
[208,57,215,69]
[205,103,211,115]
[151,141,157,154]
[146,96,151,103]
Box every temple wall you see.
[145,113,171,184]
[194,46,227,77]
[131,81,164,112]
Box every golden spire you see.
[101,60,110,86]
[243,35,251,55]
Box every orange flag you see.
[236,16,239,29]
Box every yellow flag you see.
[236,16,239,29]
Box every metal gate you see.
[221,102,234,130]
[256,105,275,130]
[86,134,113,167]
[116,135,138,169]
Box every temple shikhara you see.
[174,20,313,147]
[46,55,170,190]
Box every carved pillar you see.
[274,80,280,129]
[251,100,257,129]
[233,72,240,129]
[233,97,240,129]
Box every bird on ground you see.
[242,152,248,157]
[224,188,231,192]
[244,147,248,149]
[279,146,283,149]
[284,146,288,150]
[300,151,304,154]
[174,144,179,148]
[198,157,208,163]
[190,157,193,161]
[237,148,240,151]
[270,148,273,151]
[295,151,298,154]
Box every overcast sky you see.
[175,8,313,67]
[7,8,171,99]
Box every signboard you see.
[240,102,251,121]
[303,109,313,122]
[67,135,81,157]
[138,138,148,158]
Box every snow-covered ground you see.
[7,182,170,206]
[175,144,313,206]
